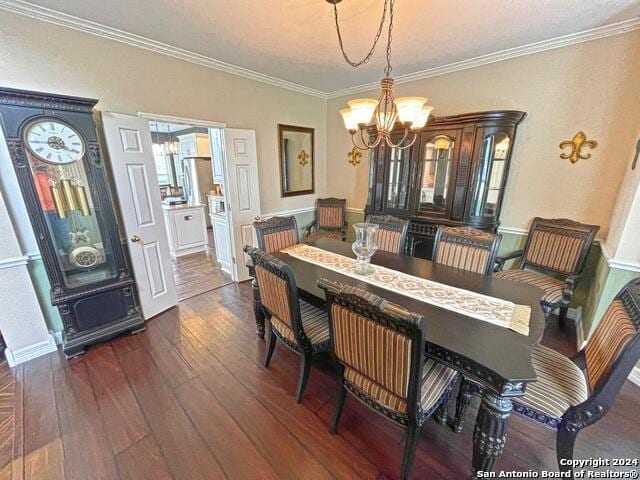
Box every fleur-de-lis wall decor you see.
[347,147,362,166]
[298,149,309,166]
[559,131,597,164]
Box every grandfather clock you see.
[0,87,144,357]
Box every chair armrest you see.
[493,250,524,272]
[563,274,581,300]
[303,221,317,237]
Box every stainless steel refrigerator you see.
[183,156,215,227]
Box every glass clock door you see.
[24,123,118,288]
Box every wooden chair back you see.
[520,218,599,276]
[244,247,308,349]
[366,214,409,254]
[316,198,346,230]
[253,216,299,254]
[432,226,501,276]
[582,278,640,398]
[318,278,425,424]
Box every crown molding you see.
[0,0,328,99]
[327,17,640,99]
[2,1,638,100]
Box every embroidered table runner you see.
[281,244,531,336]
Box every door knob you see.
[130,234,142,243]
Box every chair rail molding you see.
[261,206,315,219]
[0,255,28,269]
[600,241,640,273]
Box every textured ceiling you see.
[9,0,640,92]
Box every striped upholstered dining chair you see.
[494,218,599,327]
[432,226,502,276]
[453,278,640,479]
[318,278,459,480]
[244,246,330,402]
[253,216,299,253]
[366,214,409,254]
[304,197,347,242]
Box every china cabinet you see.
[0,87,144,356]
[365,110,526,260]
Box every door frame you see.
[137,112,240,281]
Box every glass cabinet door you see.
[468,129,512,220]
[366,148,377,210]
[417,130,460,217]
[382,139,413,213]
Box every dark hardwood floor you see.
[1,282,639,479]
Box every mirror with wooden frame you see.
[278,124,314,197]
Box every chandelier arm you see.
[350,134,368,151]
[332,0,388,68]
[359,128,383,149]
[387,130,418,150]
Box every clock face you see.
[25,120,86,165]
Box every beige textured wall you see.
[327,31,640,237]
[605,141,640,263]
[0,11,327,215]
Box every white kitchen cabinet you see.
[210,128,225,184]
[212,214,232,274]
[177,133,211,157]
[163,204,208,257]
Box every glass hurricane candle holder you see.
[352,222,379,275]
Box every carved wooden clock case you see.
[0,87,144,357]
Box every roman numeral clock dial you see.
[25,120,85,164]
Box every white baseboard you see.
[4,334,58,367]
[629,367,640,387]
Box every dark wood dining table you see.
[248,238,546,477]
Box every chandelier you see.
[164,124,179,155]
[328,0,433,150]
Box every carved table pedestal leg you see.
[451,377,476,433]
[252,278,265,338]
[472,391,512,478]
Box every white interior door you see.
[100,112,178,319]
[224,128,261,282]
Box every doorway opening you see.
[147,120,232,301]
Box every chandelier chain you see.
[384,0,395,76]
[332,0,389,68]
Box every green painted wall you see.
[291,210,315,239]
[26,258,63,332]
[590,267,639,337]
